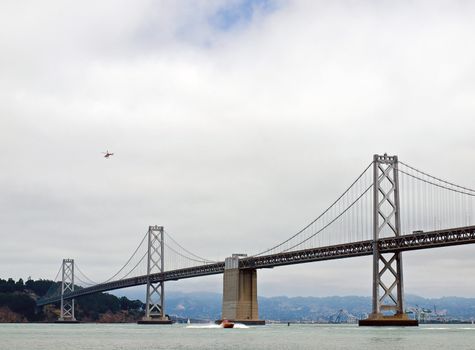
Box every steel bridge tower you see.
[58,258,77,322]
[138,225,172,324]
[359,154,417,326]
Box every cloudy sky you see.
[1,0,475,298]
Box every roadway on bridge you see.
[37,225,475,306]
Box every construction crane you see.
[330,309,344,324]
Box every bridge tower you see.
[359,154,417,326]
[57,258,78,323]
[218,254,265,325]
[138,225,172,324]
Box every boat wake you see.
[186,324,221,329]
[186,323,250,329]
[233,323,250,329]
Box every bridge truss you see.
[38,225,475,306]
[38,154,475,326]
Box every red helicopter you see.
[102,150,114,159]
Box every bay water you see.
[1,323,474,350]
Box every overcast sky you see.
[1,0,475,298]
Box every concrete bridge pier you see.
[217,255,265,325]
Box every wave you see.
[185,323,250,329]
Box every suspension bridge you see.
[37,154,475,326]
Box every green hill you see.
[0,278,144,322]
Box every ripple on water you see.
[1,323,475,350]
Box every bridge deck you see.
[37,225,475,306]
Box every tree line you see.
[0,278,144,322]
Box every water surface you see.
[1,323,474,350]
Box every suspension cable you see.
[252,161,373,256]
[43,263,63,298]
[164,242,214,264]
[99,230,149,283]
[67,230,149,285]
[75,264,98,284]
[164,230,217,263]
[52,262,63,282]
[400,161,475,193]
[74,274,95,287]
[282,183,373,252]
[398,169,475,197]
[120,251,148,280]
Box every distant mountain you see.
[129,291,475,322]
[3,276,475,322]
[258,295,370,322]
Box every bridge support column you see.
[217,255,265,325]
[138,225,172,324]
[359,154,417,326]
[56,259,79,323]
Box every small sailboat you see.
[187,318,191,325]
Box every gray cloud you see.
[1,0,475,298]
